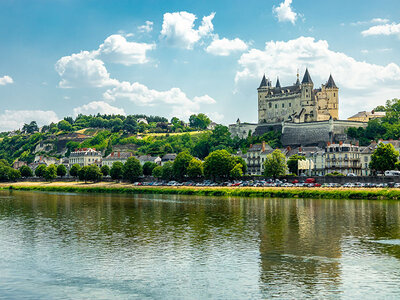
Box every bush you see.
[19,165,33,178]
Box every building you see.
[347,110,386,122]
[161,153,177,165]
[137,155,162,166]
[285,146,324,176]
[69,148,102,167]
[324,143,362,176]
[12,160,27,170]
[102,152,133,167]
[244,142,274,175]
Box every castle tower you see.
[257,74,271,123]
[325,74,339,120]
[300,68,317,122]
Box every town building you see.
[69,148,102,167]
[324,143,362,176]
[136,155,162,166]
[244,142,274,175]
[161,153,177,165]
[347,110,386,122]
[102,152,133,167]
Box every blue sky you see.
[0,0,400,131]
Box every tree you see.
[123,157,143,182]
[287,154,306,175]
[110,162,124,181]
[232,156,247,174]
[85,165,103,182]
[44,164,57,181]
[57,120,73,131]
[187,158,203,179]
[189,113,211,129]
[35,164,47,178]
[369,143,399,174]
[19,165,33,178]
[143,161,158,176]
[69,164,81,178]
[263,149,287,178]
[230,163,243,179]
[152,166,163,179]
[101,165,110,176]
[8,168,21,181]
[161,161,174,181]
[78,166,89,181]
[22,121,39,134]
[173,151,193,180]
[57,164,67,177]
[203,150,235,181]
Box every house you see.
[137,155,161,166]
[244,142,274,175]
[137,118,148,125]
[12,160,27,170]
[69,148,102,167]
[102,152,133,167]
[347,110,386,122]
[324,142,362,176]
[161,153,177,165]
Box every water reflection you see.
[0,191,400,299]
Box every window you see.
[282,103,284,108]
[269,102,272,108]
[289,103,291,107]
[275,104,277,109]
[334,93,336,97]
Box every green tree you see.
[263,149,287,178]
[123,157,143,182]
[287,154,306,175]
[143,161,158,176]
[8,168,21,181]
[19,165,33,178]
[189,113,211,129]
[78,166,89,181]
[57,164,67,177]
[101,165,110,176]
[85,164,103,182]
[69,164,81,178]
[110,162,124,181]
[203,149,235,181]
[187,158,203,179]
[57,120,73,131]
[35,164,47,178]
[44,164,57,181]
[369,143,399,174]
[232,156,247,174]
[230,163,243,179]
[152,166,163,179]
[172,151,193,180]
[161,161,174,181]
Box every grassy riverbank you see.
[1,181,400,200]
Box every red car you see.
[305,178,316,183]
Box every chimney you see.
[299,146,302,153]
[118,152,120,158]
[250,144,253,149]
[327,142,331,146]
[262,141,266,152]
[339,141,343,146]
[286,146,291,151]
[356,141,359,146]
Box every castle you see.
[229,69,367,146]
[258,69,338,124]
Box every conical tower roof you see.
[259,74,268,88]
[275,77,281,88]
[301,68,313,84]
[326,74,337,88]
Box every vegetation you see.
[287,154,306,175]
[369,143,399,174]
[35,165,46,178]
[57,164,67,177]
[123,157,143,182]
[19,165,33,178]
[44,164,57,181]
[0,160,20,181]
[263,149,287,178]
[143,162,158,176]
[110,162,124,181]
[69,164,81,178]
[101,165,110,177]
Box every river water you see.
[1,190,400,299]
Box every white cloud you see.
[55,51,118,88]
[103,81,216,120]
[0,75,13,85]
[160,11,215,49]
[362,22,400,37]
[235,36,400,118]
[97,34,155,65]
[273,0,297,24]
[0,110,59,132]
[206,37,248,56]
[138,21,154,33]
[351,18,390,26]
[73,101,126,117]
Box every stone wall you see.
[228,123,258,139]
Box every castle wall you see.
[228,123,258,139]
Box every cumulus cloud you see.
[273,0,298,24]
[0,110,59,132]
[56,34,155,87]
[138,21,154,33]
[97,34,155,65]
[362,22,400,38]
[235,36,400,117]
[206,37,248,56]
[160,11,215,49]
[73,101,126,117]
[103,81,216,120]
[0,75,13,85]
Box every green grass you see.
[2,185,400,200]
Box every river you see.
[0,190,400,299]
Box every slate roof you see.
[259,74,268,88]
[275,77,281,88]
[301,68,313,84]
[326,74,337,88]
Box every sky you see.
[0,0,400,131]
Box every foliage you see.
[369,143,399,173]
[69,164,81,178]
[161,161,174,181]
[326,171,345,176]
[7,168,21,181]
[101,165,110,176]
[19,165,33,178]
[230,163,243,179]
[58,120,73,131]
[189,113,211,129]
[78,166,89,181]
[287,154,306,175]
[203,149,235,180]
[57,164,67,177]
[44,164,57,181]
[22,121,39,134]
[143,161,158,176]
[232,156,247,174]
[152,166,163,179]
[0,160,21,181]
[35,164,47,178]
[173,151,193,180]
[110,162,124,180]
[85,164,103,182]
[187,158,203,179]
[263,149,287,178]
[123,157,143,182]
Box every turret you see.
[324,74,339,120]
[259,74,268,88]
[300,68,316,122]
[275,77,281,88]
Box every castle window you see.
[275,104,277,109]
[334,93,336,97]
[282,103,284,108]
[289,103,291,107]
[269,102,272,108]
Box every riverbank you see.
[1,181,400,200]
